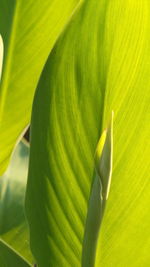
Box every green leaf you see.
[0,0,81,175]
[0,240,31,267]
[26,0,150,266]
[82,114,113,267]
[0,142,33,266]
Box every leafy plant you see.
[0,0,149,267]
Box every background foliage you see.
[0,142,33,266]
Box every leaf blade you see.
[0,0,81,175]
[26,0,150,266]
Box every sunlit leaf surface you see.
[0,0,81,175]
[26,0,150,266]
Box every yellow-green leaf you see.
[0,0,81,175]
[26,0,150,266]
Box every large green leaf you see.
[0,142,33,266]
[0,0,81,175]
[26,0,150,266]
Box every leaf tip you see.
[95,111,114,200]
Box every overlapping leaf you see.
[0,0,81,175]
[0,142,33,266]
[26,0,150,266]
